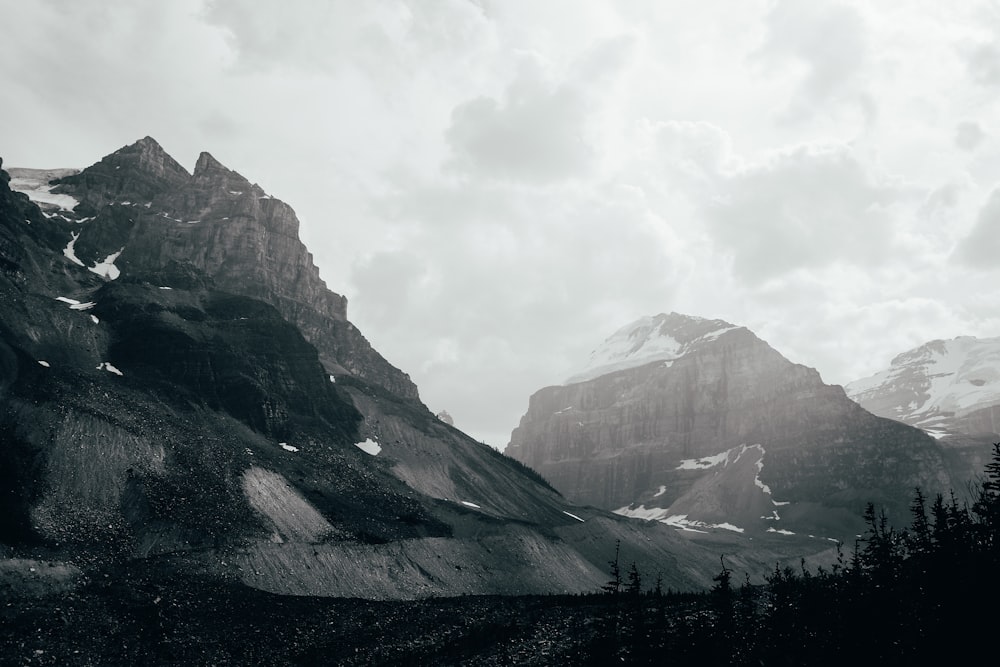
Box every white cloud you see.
[6,0,1000,447]
[444,35,635,183]
[954,187,1000,269]
[955,121,988,151]
[753,0,872,123]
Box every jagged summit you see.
[846,335,1000,438]
[9,138,417,399]
[565,312,741,384]
[193,151,233,178]
[52,136,189,210]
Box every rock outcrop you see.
[507,313,954,539]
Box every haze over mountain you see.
[507,313,959,540]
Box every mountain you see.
[506,313,956,540]
[845,336,1000,438]
[845,335,1000,480]
[1,140,804,601]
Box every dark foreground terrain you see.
[1,554,709,666]
[5,443,1000,667]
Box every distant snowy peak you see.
[564,312,741,384]
[846,335,1000,437]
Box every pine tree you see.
[602,539,622,595]
[627,561,642,597]
[908,487,932,556]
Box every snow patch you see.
[355,438,381,455]
[158,286,172,290]
[37,360,50,368]
[653,485,667,498]
[90,315,99,324]
[461,501,481,509]
[55,296,80,305]
[9,179,79,211]
[712,522,745,533]
[613,507,742,534]
[70,302,95,311]
[767,528,796,536]
[279,443,299,453]
[562,510,585,522]
[677,451,729,470]
[96,362,123,376]
[89,249,123,280]
[63,233,85,267]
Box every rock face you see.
[51,137,415,399]
[2,142,787,599]
[507,313,954,539]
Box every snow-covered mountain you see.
[565,313,741,384]
[845,336,1000,438]
[508,313,957,541]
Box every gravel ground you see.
[0,559,709,666]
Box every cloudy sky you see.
[4,1,1000,447]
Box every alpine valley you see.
[1,138,995,664]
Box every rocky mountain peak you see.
[53,136,190,210]
[509,312,952,539]
[193,151,234,179]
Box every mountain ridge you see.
[508,312,956,540]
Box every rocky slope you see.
[2,142,806,601]
[507,313,956,539]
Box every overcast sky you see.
[4,1,1000,447]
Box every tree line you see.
[574,442,1000,665]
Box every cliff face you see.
[507,314,952,538]
[49,137,416,400]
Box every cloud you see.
[954,187,1000,268]
[444,68,592,183]
[644,125,901,283]
[204,0,492,79]
[444,36,635,183]
[754,0,872,123]
[965,42,1000,87]
[955,121,987,151]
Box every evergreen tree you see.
[626,561,642,597]
[602,539,622,595]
